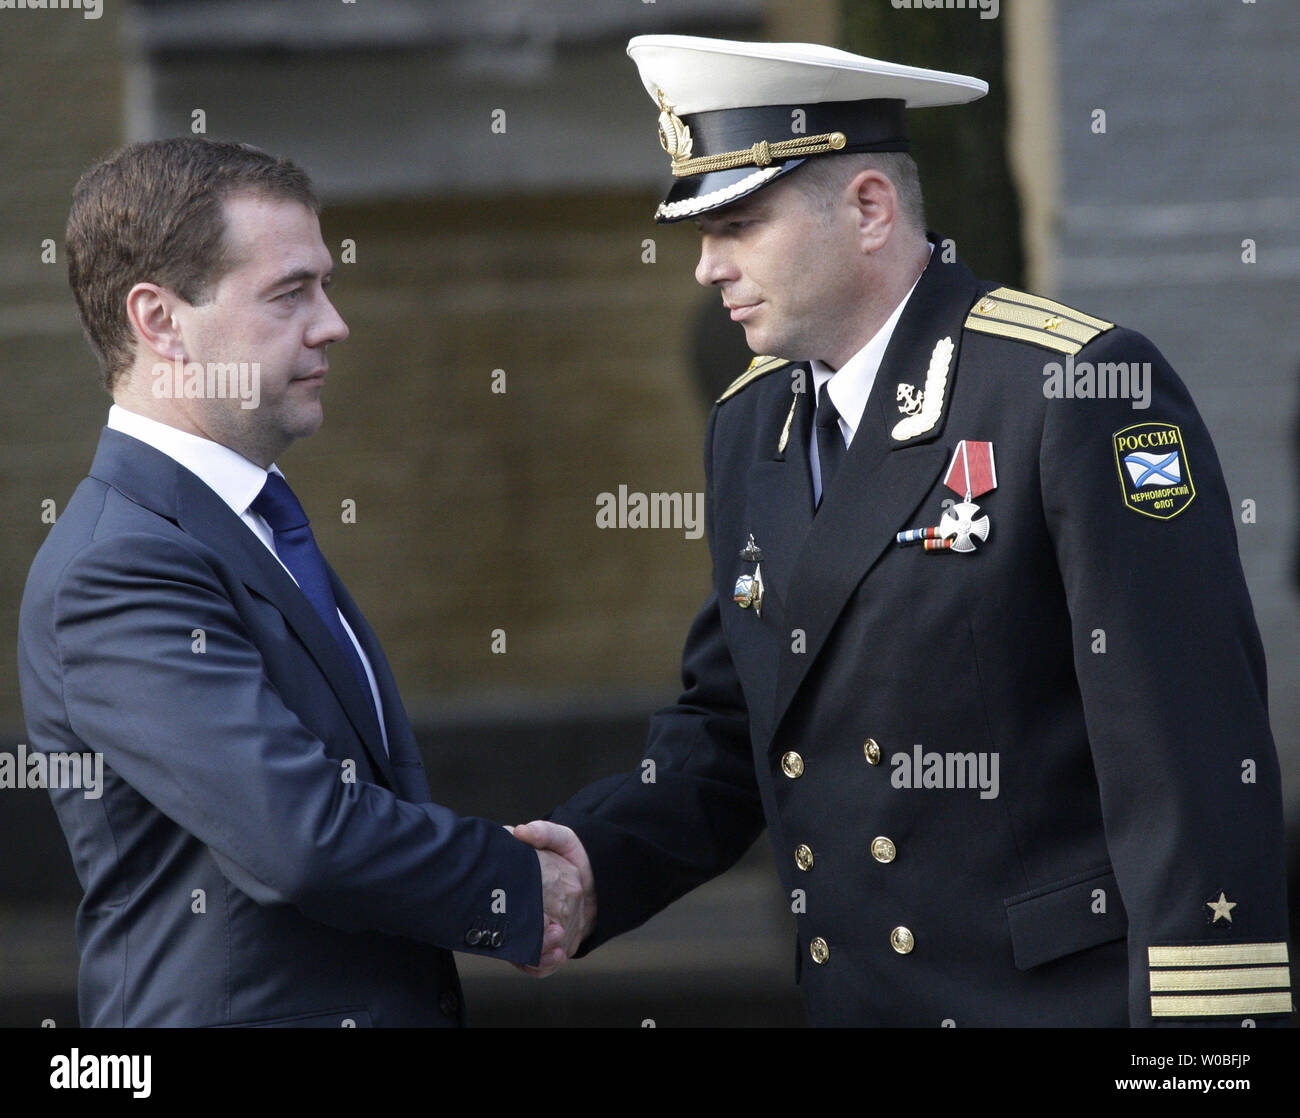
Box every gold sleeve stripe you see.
[1149,942,1289,967]
[1150,992,1293,1018]
[1149,967,1291,992]
[964,286,1115,356]
[717,356,792,403]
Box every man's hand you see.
[513,821,597,978]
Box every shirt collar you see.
[107,404,281,517]
[809,242,933,444]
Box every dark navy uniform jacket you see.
[18,430,545,1026]
[554,249,1292,1026]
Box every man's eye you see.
[277,288,303,303]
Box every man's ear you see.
[848,169,898,254]
[125,282,187,365]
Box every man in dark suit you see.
[514,35,1292,1025]
[18,138,589,1026]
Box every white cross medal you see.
[896,440,997,554]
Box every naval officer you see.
[514,35,1292,1026]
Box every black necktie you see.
[251,473,378,721]
[815,388,845,507]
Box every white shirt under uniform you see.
[808,245,932,505]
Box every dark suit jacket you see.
[18,428,543,1027]
[553,250,1293,1026]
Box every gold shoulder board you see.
[964,287,1115,356]
[717,355,793,403]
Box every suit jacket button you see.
[891,926,915,954]
[809,936,829,964]
[439,990,461,1017]
[863,739,882,765]
[871,836,897,863]
[465,929,482,946]
[781,751,805,778]
[489,931,504,948]
[794,844,815,871]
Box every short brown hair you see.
[66,138,319,391]
[788,151,927,235]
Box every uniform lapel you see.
[744,380,814,625]
[768,251,982,740]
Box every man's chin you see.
[291,406,325,439]
[744,339,797,363]
[741,324,801,363]
[740,323,771,356]
[269,404,326,449]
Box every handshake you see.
[509,820,597,978]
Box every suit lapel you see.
[183,488,397,790]
[89,430,396,788]
[332,574,423,796]
[769,252,982,739]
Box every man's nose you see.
[312,294,349,346]
[694,236,738,288]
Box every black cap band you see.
[679,98,909,168]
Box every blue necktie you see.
[252,473,378,722]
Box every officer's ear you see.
[847,169,897,255]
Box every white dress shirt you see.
[107,404,388,752]
[808,245,932,504]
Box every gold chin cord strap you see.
[671,131,847,178]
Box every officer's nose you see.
[695,235,739,288]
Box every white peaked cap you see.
[627,35,988,114]
[625,35,988,222]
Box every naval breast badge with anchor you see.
[896,440,997,553]
[733,534,765,616]
[891,337,953,441]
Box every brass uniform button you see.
[891,926,915,955]
[871,836,896,863]
[794,844,814,871]
[810,937,829,965]
[781,751,804,778]
[863,739,882,765]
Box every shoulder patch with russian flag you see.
[1113,422,1195,519]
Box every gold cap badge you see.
[655,89,693,162]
